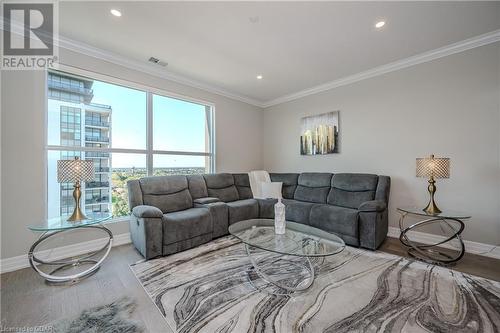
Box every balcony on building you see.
[85,181,110,189]
[85,152,110,159]
[47,74,94,103]
[86,103,112,114]
[60,183,74,191]
[85,207,110,214]
[85,136,110,143]
[85,120,110,128]
[85,196,110,205]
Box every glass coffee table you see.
[28,213,112,285]
[229,219,345,295]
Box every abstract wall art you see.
[300,111,339,155]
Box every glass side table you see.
[28,213,112,285]
[397,207,471,265]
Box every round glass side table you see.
[397,207,470,265]
[28,213,112,285]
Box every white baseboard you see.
[387,227,500,260]
[0,232,131,274]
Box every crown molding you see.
[262,29,500,108]
[56,35,266,107]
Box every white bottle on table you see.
[274,198,286,234]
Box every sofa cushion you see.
[207,187,240,203]
[162,207,212,245]
[270,173,299,199]
[187,175,208,199]
[294,173,332,203]
[282,199,314,225]
[226,199,259,225]
[309,204,359,239]
[328,173,378,209]
[204,173,240,202]
[233,173,253,200]
[204,173,234,188]
[139,176,193,213]
[257,198,278,219]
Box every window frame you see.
[45,64,216,221]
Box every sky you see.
[90,80,209,168]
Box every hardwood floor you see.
[379,237,500,281]
[1,237,499,332]
[0,245,173,332]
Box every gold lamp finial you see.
[416,154,450,215]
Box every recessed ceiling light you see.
[110,9,122,17]
[375,21,385,28]
[256,75,263,80]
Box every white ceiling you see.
[59,1,500,105]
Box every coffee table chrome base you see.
[28,225,113,285]
[398,212,465,266]
[244,244,315,296]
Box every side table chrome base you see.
[398,212,465,266]
[244,244,315,296]
[28,225,113,285]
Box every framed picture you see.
[300,111,339,155]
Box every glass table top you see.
[228,219,345,257]
[28,213,112,232]
[397,207,471,219]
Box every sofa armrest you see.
[132,205,163,218]
[359,200,387,212]
[193,201,229,238]
[193,197,220,205]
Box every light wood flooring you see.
[1,237,499,332]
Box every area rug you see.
[52,296,143,333]
[130,236,500,333]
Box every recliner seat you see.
[127,172,390,259]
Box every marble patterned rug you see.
[130,236,500,333]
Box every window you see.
[46,69,215,220]
[60,106,81,146]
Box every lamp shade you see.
[416,154,450,179]
[57,157,94,183]
[261,182,283,200]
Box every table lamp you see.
[261,182,285,234]
[416,154,450,215]
[57,156,95,221]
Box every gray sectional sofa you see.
[127,172,390,259]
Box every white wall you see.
[263,42,500,246]
[1,48,263,260]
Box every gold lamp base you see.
[67,181,88,222]
[423,176,442,215]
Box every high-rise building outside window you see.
[46,69,215,220]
